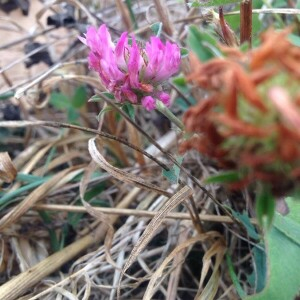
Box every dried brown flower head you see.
[181,28,300,192]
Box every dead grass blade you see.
[0,152,17,183]
[143,231,222,300]
[19,141,58,175]
[166,221,191,300]
[0,120,169,171]
[0,232,98,300]
[33,151,86,176]
[196,239,227,300]
[0,186,142,300]
[12,139,53,170]
[12,139,56,170]
[10,237,48,272]
[0,166,83,231]
[88,137,171,197]
[22,188,141,300]
[127,123,146,167]
[33,204,254,224]
[115,0,132,31]
[13,60,86,100]
[153,0,174,36]
[79,161,116,269]
[118,185,193,298]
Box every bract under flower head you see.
[80,24,180,110]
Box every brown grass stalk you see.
[153,0,174,36]
[0,187,141,300]
[32,203,257,224]
[115,0,133,31]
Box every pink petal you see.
[83,24,124,83]
[145,37,164,80]
[142,96,156,110]
[115,32,128,70]
[128,36,142,88]
[144,37,180,82]
[97,24,115,51]
[158,92,170,106]
[122,87,138,103]
[80,24,180,107]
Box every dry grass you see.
[0,1,298,300]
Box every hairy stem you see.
[155,100,185,131]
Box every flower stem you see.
[240,0,252,47]
[155,101,185,131]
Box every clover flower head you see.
[181,28,300,194]
[80,24,181,110]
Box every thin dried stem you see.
[32,204,258,224]
[153,0,174,36]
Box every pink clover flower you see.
[80,24,180,110]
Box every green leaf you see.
[67,107,80,123]
[84,184,106,202]
[247,245,267,293]
[59,223,70,249]
[172,76,187,87]
[226,253,247,298]
[121,102,135,121]
[174,97,194,111]
[96,105,115,121]
[273,0,289,7]
[89,95,101,102]
[172,75,190,95]
[284,197,300,223]
[0,177,49,208]
[72,86,87,108]
[125,0,138,29]
[150,22,163,37]
[162,156,183,184]
[89,93,115,102]
[49,92,70,110]
[246,211,300,299]
[68,183,107,229]
[0,91,14,100]
[205,171,242,184]
[188,0,242,7]
[256,185,275,230]
[172,75,196,110]
[44,147,57,174]
[38,211,60,252]
[68,211,83,229]
[187,25,221,61]
[172,75,197,111]
[274,211,300,246]
[180,47,189,58]
[288,34,300,47]
[16,173,46,183]
[231,210,259,240]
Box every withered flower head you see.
[181,28,300,193]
